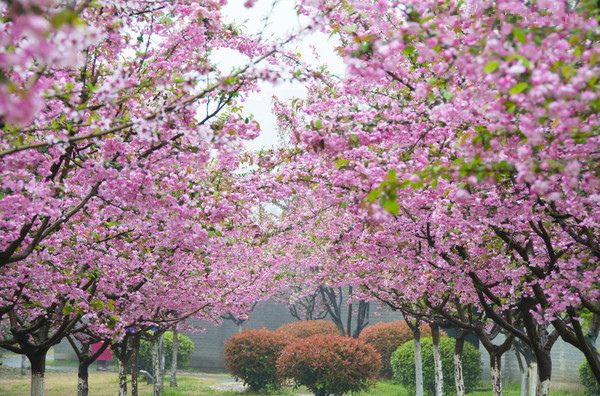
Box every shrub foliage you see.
[359,321,437,379]
[391,337,481,396]
[580,357,600,396]
[138,331,194,372]
[277,334,381,396]
[224,328,292,391]
[277,320,339,339]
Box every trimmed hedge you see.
[277,320,339,339]
[391,337,481,396]
[224,328,293,391]
[580,357,600,396]
[359,321,438,379]
[138,331,194,372]
[277,334,381,396]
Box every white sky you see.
[216,0,346,151]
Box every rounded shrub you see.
[138,331,194,372]
[277,320,339,339]
[580,357,600,396]
[359,321,438,379]
[224,328,292,391]
[277,334,381,396]
[391,337,481,396]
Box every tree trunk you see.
[29,350,47,396]
[152,336,160,396]
[132,335,140,396]
[21,354,27,376]
[536,356,551,396]
[432,324,443,396]
[159,333,165,394]
[77,362,90,396]
[118,358,128,396]
[528,362,538,396]
[153,333,165,396]
[454,331,466,396]
[413,327,424,396]
[490,353,502,396]
[170,328,178,388]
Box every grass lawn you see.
[0,367,586,396]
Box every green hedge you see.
[391,337,481,396]
[580,357,600,396]
[138,331,194,372]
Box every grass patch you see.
[0,368,586,396]
[357,380,409,396]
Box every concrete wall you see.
[478,334,587,391]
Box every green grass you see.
[0,367,587,396]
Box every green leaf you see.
[367,189,380,202]
[513,26,526,44]
[343,25,357,34]
[388,168,397,182]
[384,199,400,215]
[509,82,528,95]
[336,159,350,168]
[561,65,575,80]
[483,61,500,73]
[315,119,322,130]
[349,134,359,146]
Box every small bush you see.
[277,334,381,396]
[359,321,439,379]
[277,320,339,339]
[391,337,481,396]
[224,328,292,391]
[138,331,194,372]
[580,357,600,396]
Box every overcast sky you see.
[215,0,346,151]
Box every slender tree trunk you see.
[170,328,178,388]
[77,362,90,396]
[152,336,160,396]
[29,350,47,396]
[21,354,27,376]
[413,328,424,396]
[153,333,165,396]
[237,323,242,333]
[454,331,466,396]
[132,335,140,396]
[490,353,503,396]
[528,363,538,396]
[536,355,551,396]
[159,334,165,394]
[118,358,128,396]
[432,324,443,396]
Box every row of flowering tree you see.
[0,0,300,395]
[268,1,600,396]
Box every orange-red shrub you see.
[277,320,339,339]
[224,328,293,391]
[359,321,444,378]
[277,334,381,396]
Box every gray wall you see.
[478,334,587,390]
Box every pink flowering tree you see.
[0,0,301,395]
[271,1,600,394]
